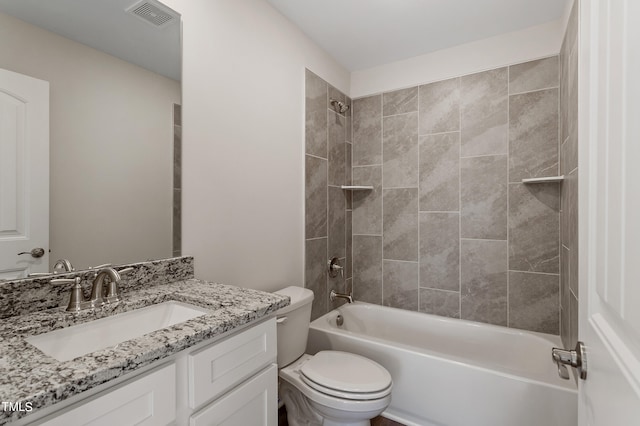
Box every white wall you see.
[0,12,180,270]
[160,0,349,291]
[351,20,564,98]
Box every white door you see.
[0,68,49,279]
[579,0,640,424]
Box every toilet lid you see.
[300,351,392,397]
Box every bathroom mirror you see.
[0,0,181,274]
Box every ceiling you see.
[267,0,568,71]
[0,0,181,81]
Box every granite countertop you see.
[0,279,289,424]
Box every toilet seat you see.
[300,374,392,400]
[299,351,392,400]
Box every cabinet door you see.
[189,365,277,426]
[39,363,176,426]
[188,318,276,408]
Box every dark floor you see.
[278,405,405,426]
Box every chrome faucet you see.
[330,289,353,304]
[27,258,75,277]
[91,267,133,305]
[51,266,133,312]
[90,268,121,307]
[53,259,75,273]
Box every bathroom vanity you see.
[0,257,289,425]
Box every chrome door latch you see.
[552,341,587,380]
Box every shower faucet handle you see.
[551,341,587,380]
[328,257,344,278]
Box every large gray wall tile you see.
[305,69,328,158]
[328,186,346,259]
[306,238,328,320]
[509,57,559,94]
[460,68,508,156]
[567,172,579,297]
[419,132,460,211]
[383,260,419,311]
[509,183,560,274]
[461,239,508,326]
[328,110,346,186]
[420,212,460,291]
[346,210,352,279]
[353,166,382,235]
[569,290,578,348]
[509,88,559,181]
[383,112,419,188]
[383,188,419,261]
[509,271,559,334]
[353,95,382,165]
[561,245,571,346]
[383,87,419,116]
[346,142,353,210]
[305,155,327,239]
[419,78,460,135]
[561,132,578,175]
[353,235,383,304]
[420,288,460,318]
[461,155,508,240]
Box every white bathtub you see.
[307,303,577,426]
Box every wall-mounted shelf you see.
[341,185,374,190]
[522,176,565,184]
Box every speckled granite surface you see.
[0,256,194,319]
[0,279,289,424]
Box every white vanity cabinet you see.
[33,317,277,426]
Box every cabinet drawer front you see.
[188,318,276,409]
[40,363,176,426]
[189,364,277,426]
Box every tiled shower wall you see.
[305,70,353,320]
[351,58,562,334]
[560,0,579,348]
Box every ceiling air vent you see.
[126,0,178,29]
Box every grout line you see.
[306,236,328,242]
[418,287,460,294]
[458,81,463,319]
[380,94,385,306]
[420,210,461,214]
[418,129,461,138]
[460,153,508,159]
[382,110,419,119]
[382,259,419,264]
[509,270,560,277]
[352,164,382,168]
[508,85,561,97]
[460,237,508,242]
[306,152,328,161]
[383,186,420,190]
[506,66,511,328]
[417,84,421,311]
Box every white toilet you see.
[275,286,392,426]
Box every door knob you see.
[17,248,45,258]
[552,341,587,380]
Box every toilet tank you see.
[274,286,314,367]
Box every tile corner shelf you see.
[521,176,565,184]
[340,185,374,190]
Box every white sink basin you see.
[25,301,210,362]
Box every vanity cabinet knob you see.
[17,248,45,258]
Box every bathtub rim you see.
[309,302,577,393]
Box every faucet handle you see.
[116,267,134,275]
[328,257,344,278]
[51,277,87,312]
